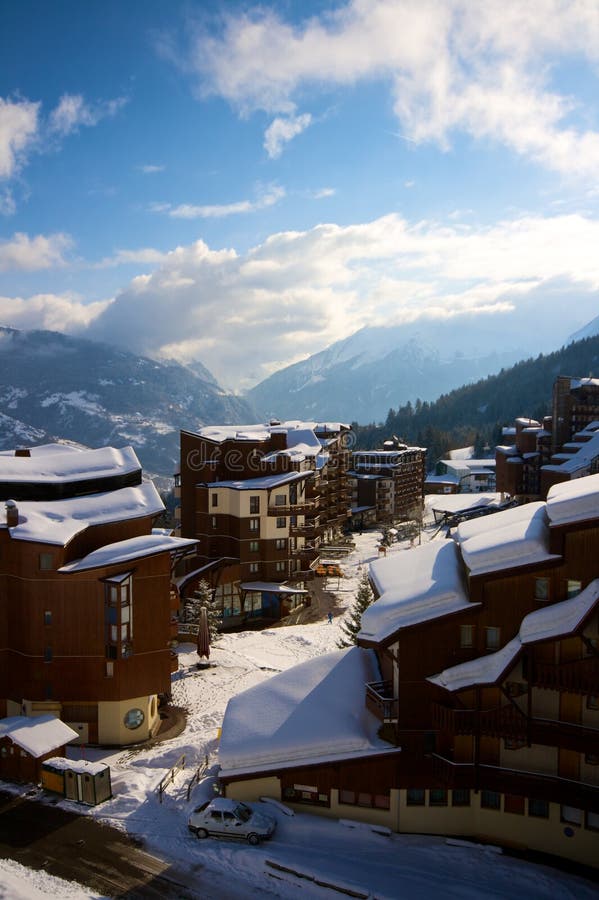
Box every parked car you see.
[188,797,276,845]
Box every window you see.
[249,540,259,553]
[406,788,425,806]
[276,517,286,528]
[460,624,474,648]
[275,538,286,550]
[249,562,259,574]
[587,695,599,710]
[534,578,549,601]
[211,516,217,529]
[124,708,144,730]
[561,806,582,826]
[211,493,218,507]
[275,494,286,506]
[44,610,52,625]
[429,789,447,806]
[276,561,286,573]
[105,661,114,678]
[452,789,470,807]
[528,798,549,818]
[585,753,599,765]
[587,811,599,831]
[250,496,260,514]
[423,732,436,754]
[485,627,501,650]
[481,790,501,810]
[105,574,133,660]
[505,681,527,698]
[584,637,598,656]
[249,518,259,533]
[282,784,329,807]
[342,791,389,809]
[39,553,53,571]
[44,646,52,662]
[567,579,582,599]
[504,737,526,750]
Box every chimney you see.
[14,448,31,458]
[5,500,18,528]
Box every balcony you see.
[531,656,599,693]
[432,702,526,738]
[267,502,315,516]
[366,681,399,722]
[431,754,599,809]
[286,568,315,583]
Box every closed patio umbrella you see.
[197,606,211,660]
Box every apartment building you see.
[216,474,599,868]
[349,442,426,526]
[0,444,197,746]
[177,422,352,626]
[496,375,599,499]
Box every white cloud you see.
[0,97,39,179]
[138,164,165,174]
[96,247,169,268]
[84,211,599,390]
[264,113,312,158]
[0,189,16,216]
[48,93,128,136]
[312,187,335,199]
[0,292,112,333]
[182,0,599,178]
[0,232,72,272]
[154,184,285,219]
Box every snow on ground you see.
[2,528,597,899]
[0,859,98,899]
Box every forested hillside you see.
[353,334,599,464]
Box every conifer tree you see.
[337,573,375,648]
[184,580,221,643]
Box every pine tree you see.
[184,580,221,643]
[337,573,375,648]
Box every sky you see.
[2,0,599,391]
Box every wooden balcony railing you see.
[431,754,599,809]
[531,656,599,694]
[267,502,315,516]
[286,568,315,583]
[366,681,399,722]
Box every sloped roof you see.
[0,445,140,484]
[219,647,397,777]
[59,534,197,573]
[359,541,475,643]
[0,715,78,757]
[546,472,599,526]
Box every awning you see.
[240,581,308,594]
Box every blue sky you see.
[2,0,599,389]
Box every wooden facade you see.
[349,446,426,526]
[0,446,197,749]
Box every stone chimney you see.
[5,500,18,528]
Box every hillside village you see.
[0,371,598,896]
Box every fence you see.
[157,753,186,803]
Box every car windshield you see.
[233,803,252,823]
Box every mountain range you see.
[0,327,253,475]
[246,321,532,423]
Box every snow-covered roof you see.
[546,472,599,526]
[519,578,599,644]
[429,579,599,692]
[43,755,109,775]
[542,430,599,475]
[0,715,78,757]
[196,421,349,444]
[496,445,517,456]
[59,534,197,573]
[428,636,522,693]
[218,647,398,777]
[240,582,308,594]
[359,541,476,643]
[570,377,599,389]
[424,473,460,484]
[1,481,164,546]
[0,445,140,484]
[0,442,83,458]
[455,502,558,576]
[424,493,502,515]
[516,418,541,428]
[209,471,312,491]
[448,446,474,460]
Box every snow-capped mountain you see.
[246,323,529,423]
[569,314,599,343]
[0,327,254,475]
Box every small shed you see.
[42,756,112,805]
[0,714,79,784]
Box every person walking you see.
[327,611,333,624]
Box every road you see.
[0,790,200,898]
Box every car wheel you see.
[197,828,209,839]
[247,833,260,846]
